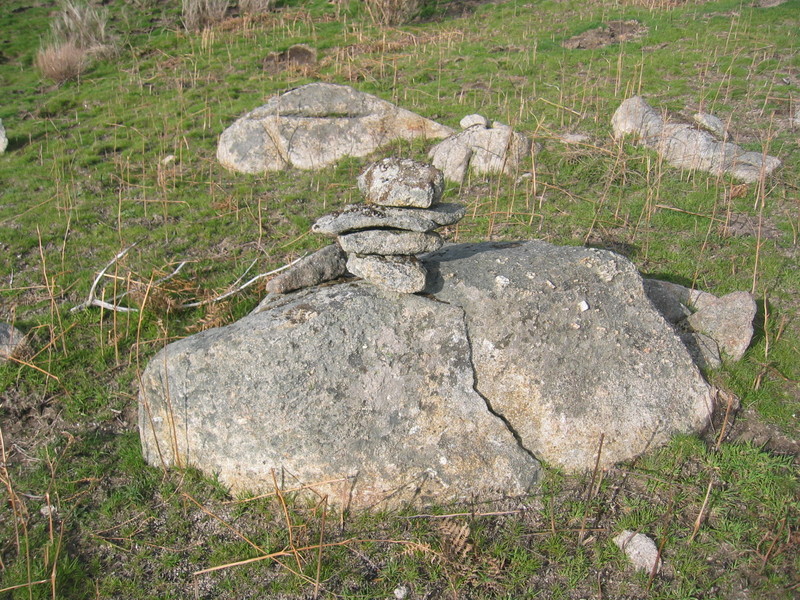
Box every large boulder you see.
[612,96,781,183]
[140,281,539,510]
[139,242,714,508]
[217,83,453,173]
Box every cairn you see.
[313,158,465,294]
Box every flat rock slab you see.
[339,230,443,255]
[612,96,781,183]
[217,84,453,173]
[140,283,539,510]
[312,203,465,236]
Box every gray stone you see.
[139,282,539,510]
[429,121,532,184]
[686,332,722,370]
[687,291,756,361]
[460,114,489,129]
[424,242,713,471]
[0,119,7,154]
[424,203,467,226]
[346,254,428,294]
[339,230,443,255]
[357,158,445,208]
[265,244,347,294]
[693,112,726,139]
[217,84,453,174]
[312,204,439,236]
[612,96,781,183]
[140,241,715,505]
[0,323,26,361]
[613,530,662,573]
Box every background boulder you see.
[217,83,453,173]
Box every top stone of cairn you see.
[357,157,444,208]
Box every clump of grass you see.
[182,0,230,32]
[34,41,89,84]
[362,0,420,26]
[36,0,116,83]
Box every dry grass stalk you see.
[239,0,274,16]
[182,0,230,32]
[51,0,116,57]
[35,41,88,84]
[362,0,420,26]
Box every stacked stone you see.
[312,158,465,294]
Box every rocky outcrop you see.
[612,96,781,183]
[140,242,714,508]
[217,83,453,173]
[428,115,532,183]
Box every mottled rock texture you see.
[217,84,452,173]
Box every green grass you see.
[1,0,799,597]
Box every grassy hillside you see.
[0,0,798,597]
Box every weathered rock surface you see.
[429,117,532,183]
[612,96,781,183]
[687,291,757,361]
[613,530,662,573]
[312,203,465,236]
[643,279,756,365]
[693,112,726,139]
[140,241,715,505]
[339,230,443,255]
[424,242,713,471]
[217,84,453,173]
[0,119,7,154]
[265,244,347,294]
[346,254,428,294]
[357,157,445,208]
[313,204,438,235]
[0,323,26,361]
[140,282,539,510]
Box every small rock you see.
[0,323,27,361]
[423,203,467,226]
[265,244,348,294]
[393,585,409,600]
[429,120,532,184]
[684,332,722,370]
[263,43,317,73]
[460,114,489,129]
[339,230,443,256]
[357,158,444,208]
[686,291,756,361]
[613,530,662,573]
[313,204,438,236]
[0,119,7,154]
[346,254,428,294]
[693,112,726,139]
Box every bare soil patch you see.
[563,20,648,50]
